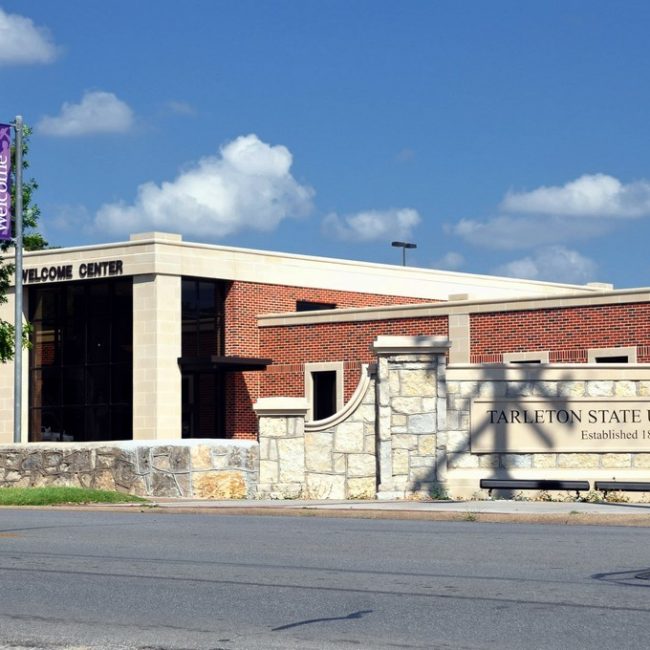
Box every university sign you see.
[0,124,11,240]
[470,398,650,453]
[22,259,124,284]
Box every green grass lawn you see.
[0,486,148,506]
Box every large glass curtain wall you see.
[181,278,226,438]
[29,279,133,442]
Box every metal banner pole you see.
[13,115,23,444]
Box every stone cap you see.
[129,232,183,242]
[253,397,309,416]
[373,335,451,356]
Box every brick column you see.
[373,335,450,499]
[132,274,182,440]
[253,397,308,499]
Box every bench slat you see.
[480,479,590,491]
[595,481,650,492]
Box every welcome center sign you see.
[470,398,650,453]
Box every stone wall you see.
[0,440,258,498]
[374,337,450,499]
[254,366,377,499]
[445,365,650,499]
[256,338,650,502]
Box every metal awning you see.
[177,355,272,372]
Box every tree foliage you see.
[0,124,47,362]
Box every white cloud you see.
[37,91,134,136]
[395,148,416,163]
[0,8,58,65]
[434,251,465,271]
[323,208,420,242]
[49,204,92,233]
[95,134,314,238]
[501,173,650,218]
[450,214,611,250]
[165,100,197,116]
[494,246,598,284]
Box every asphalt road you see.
[0,509,649,649]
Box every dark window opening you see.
[509,359,542,364]
[181,278,228,437]
[28,278,133,443]
[296,300,336,312]
[182,278,226,356]
[594,356,629,363]
[312,370,337,420]
[181,372,225,438]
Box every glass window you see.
[296,300,336,312]
[28,278,133,442]
[312,371,337,420]
[181,278,226,356]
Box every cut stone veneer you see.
[254,366,378,499]
[373,336,450,500]
[0,440,258,498]
[446,366,650,501]
[254,398,308,499]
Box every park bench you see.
[594,481,650,497]
[480,479,590,497]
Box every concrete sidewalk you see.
[142,496,650,525]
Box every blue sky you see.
[2,1,650,288]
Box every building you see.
[0,230,604,445]
[3,231,650,500]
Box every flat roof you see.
[9,231,610,302]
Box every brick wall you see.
[223,280,435,439]
[470,303,650,363]
[259,316,449,409]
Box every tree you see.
[0,123,47,362]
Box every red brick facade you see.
[223,280,650,440]
[222,280,435,438]
[470,303,650,363]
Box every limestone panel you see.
[391,397,424,415]
[500,454,533,469]
[408,413,436,434]
[614,382,637,397]
[192,472,248,499]
[447,451,479,469]
[305,473,345,499]
[392,449,409,475]
[191,445,213,470]
[478,454,500,468]
[400,369,437,397]
[601,453,632,468]
[305,431,334,473]
[557,453,600,469]
[334,422,364,453]
[278,438,305,482]
[418,435,436,456]
[586,381,614,397]
[347,453,375,478]
[558,382,586,398]
[532,454,558,469]
[633,454,650,468]
[346,477,375,499]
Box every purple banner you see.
[0,124,11,240]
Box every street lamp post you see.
[391,241,417,266]
[13,116,23,444]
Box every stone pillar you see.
[132,274,182,440]
[373,335,450,499]
[0,287,29,444]
[253,397,308,499]
[0,288,14,443]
